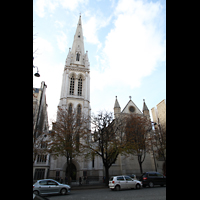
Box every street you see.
[46,186,166,200]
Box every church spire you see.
[71,15,85,64]
[114,96,121,118]
[143,99,150,116]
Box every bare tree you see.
[84,111,126,185]
[45,106,88,185]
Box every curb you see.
[71,185,107,190]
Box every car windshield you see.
[109,177,113,181]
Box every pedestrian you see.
[79,176,82,186]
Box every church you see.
[48,15,162,183]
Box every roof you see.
[121,100,143,114]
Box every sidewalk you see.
[70,181,108,190]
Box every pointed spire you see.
[143,99,149,111]
[114,96,120,108]
[71,15,85,59]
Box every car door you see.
[38,180,49,194]
[47,180,60,193]
[156,173,165,185]
[124,176,134,188]
[116,176,126,189]
[148,172,157,185]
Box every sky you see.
[33,0,166,129]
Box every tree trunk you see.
[138,155,143,174]
[105,165,109,186]
[66,156,70,185]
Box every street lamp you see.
[34,66,40,77]
[33,57,40,77]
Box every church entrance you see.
[66,163,77,181]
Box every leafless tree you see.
[45,106,88,185]
[84,111,126,185]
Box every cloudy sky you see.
[33,0,166,128]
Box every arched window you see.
[77,104,81,115]
[68,103,72,114]
[78,76,82,96]
[77,104,81,127]
[70,75,75,95]
[76,53,80,61]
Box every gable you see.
[121,100,143,115]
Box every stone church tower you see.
[49,15,95,181]
[58,15,91,120]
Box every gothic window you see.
[76,53,80,61]
[78,76,82,96]
[77,104,81,126]
[77,104,81,115]
[70,75,75,95]
[68,103,72,114]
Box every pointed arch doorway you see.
[66,163,77,181]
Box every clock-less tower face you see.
[129,106,135,113]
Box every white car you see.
[109,175,142,191]
[33,179,70,195]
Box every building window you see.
[78,77,82,96]
[68,103,72,114]
[34,169,45,180]
[77,104,81,115]
[70,76,75,95]
[92,156,95,168]
[76,53,80,61]
[37,155,47,163]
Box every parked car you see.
[33,179,70,195]
[109,175,142,191]
[139,171,166,188]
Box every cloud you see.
[35,0,58,18]
[95,0,165,89]
[84,17,101,46]
[83,13,112,49]
[55,20,65,28]
[33,37,53,56]
[56,31,68,52]
[34,0,88,17]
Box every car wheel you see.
[149,182,154,188]
[60,188,67,195]
[115,185,120,191]
[33,190,39,195]
[136,184,141,189]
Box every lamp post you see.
[33,57,40,77]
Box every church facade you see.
[48,16,162,183]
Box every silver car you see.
[109,175,142,191]
[33,179,70,195]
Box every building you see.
[151,99,166,173]
[33,81,50,182]
[151,99,166,131]
[48,16,160,183]
[58,15,91,120]
[110,96,156,176]
[48,15,93,181]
